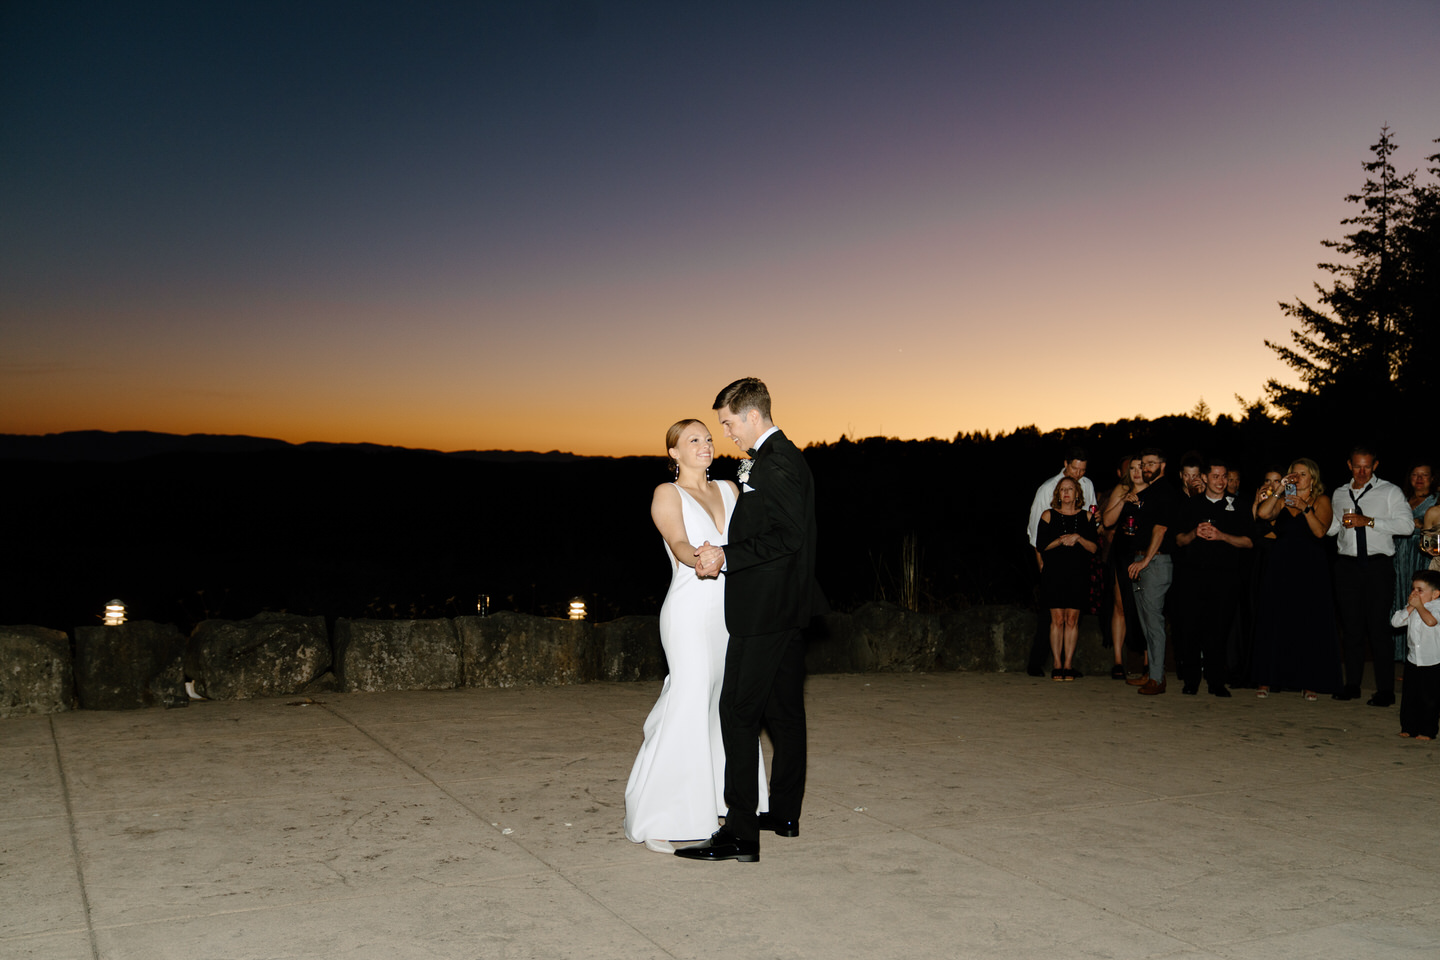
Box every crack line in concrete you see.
[319,701,681,960]
[48,714,102,960]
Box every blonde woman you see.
[1251,458,1342,699]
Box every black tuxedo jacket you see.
[724,430,825,636]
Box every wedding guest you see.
[1327,446,1413,705]
[1025,447,1097,676]
[1393,465,1437,660]
[1027,447,1098,568]
[1252,459,1342,699]
[1173,460,1252,696]
[1253,469,1285,522]
[1168,450,1206,680]
[1036,477,1098,680]
[1234,469,1284,687]
[1220,463,1254,685]
[1393,570,1440,740]
[1101,455,1147,679]
[1128,448,1181,695]
[1425,504,1440,572]
[1178,451,1205,499]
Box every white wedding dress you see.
[623,481,768,847]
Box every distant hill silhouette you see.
[7,414,1428,636]
[0,430,587,463]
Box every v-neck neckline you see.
[675,482,727,535]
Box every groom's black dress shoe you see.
[756,813,799,837]
[673,828,759,863]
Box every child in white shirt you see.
[1392,570,1440,740]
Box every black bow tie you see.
[746,448,758,458]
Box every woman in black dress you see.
[1252,458,1342,699]
[1037,476,1098,681]
[1101,455,1147,679]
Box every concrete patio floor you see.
[3,669,1437,960]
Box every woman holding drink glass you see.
[1251,458,1343,699]
[1101,455,1147,679]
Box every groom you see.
[677,377,823,863]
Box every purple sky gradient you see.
[3,1,1438,454]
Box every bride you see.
[623,419,767,852]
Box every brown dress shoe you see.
[1137,679,1167,695]
[1125,674,1149,686]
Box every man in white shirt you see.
[1027,447,1098,570]
[1025,447,1097,675]
[1327,446,1413,705]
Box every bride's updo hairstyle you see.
[665,419,707,473]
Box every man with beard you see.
[1128,448,1181,695]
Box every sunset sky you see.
[3,1,1439,456]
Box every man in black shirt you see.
[1174,459,1253,696]
[1128,448,1181,695]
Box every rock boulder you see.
[186,613,331,700]
[0,625,76,717]
[457,612,600,687]
[334,619,460,693]
[935,605,1035,673]
[805,611,872,674]
[74,621,187,710]
[851,601,941,672]
[596,615,665,681]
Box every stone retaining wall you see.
[1,602,1113,715]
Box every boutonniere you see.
[736,459,754,484]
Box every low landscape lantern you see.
[103,599,126,626]
[568,597,587,621]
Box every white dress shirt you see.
[1027,470,1099,547]
[1325,475,1411,557]
[1391,598,1440,666]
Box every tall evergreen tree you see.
[1265,126,1416,446]
[1394,138,1440,405]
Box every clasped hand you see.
[694,541,724,578]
